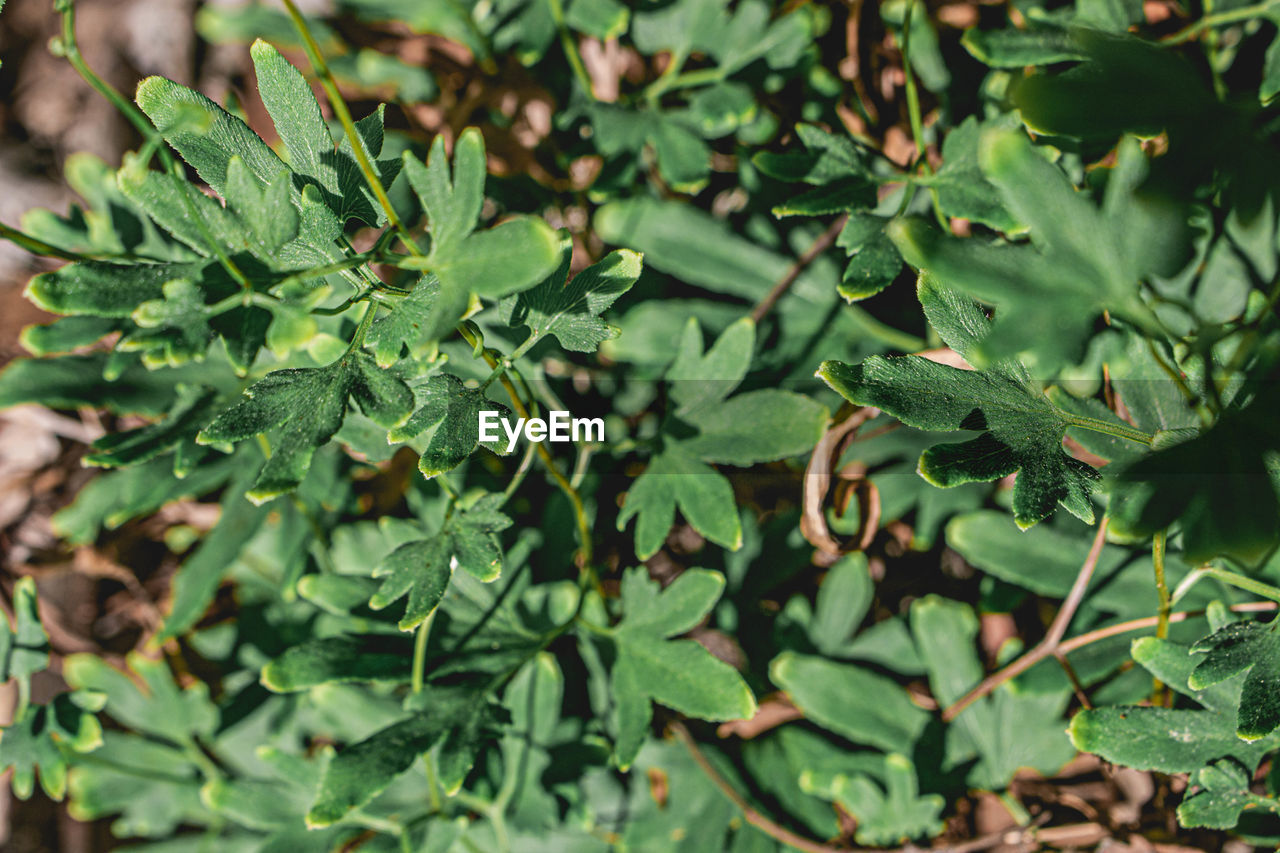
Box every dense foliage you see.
[2,0,1280,848]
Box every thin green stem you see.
[58,0,250,289]
[1162,0,1280,44]
[547,0,595,98]
[643,49,689,103]
[280,0,422,256]
[1057,411,1154,446]
[424,754,443,812]
[900,1,928,167]
[345,302,378,352]
[0,221,95,262]
[501,441,539,504]
[1203,566,1280,604]
[274,252,378,293]
[411,611,435,694]
[436,475,460,500]
[1153,532,1171,640]
[456,324,596,578]
[1144,338,1210,426]
[180,736,222,780]
[14,677,30,723]
[56,1,157,142]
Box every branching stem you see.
[1201,566,1280,603]
[943,520,1109,722]
[456,324,597,578]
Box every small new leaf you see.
[617,441,741,560]
[499,232,641,353]
[400,129,561,338]
[0,577,49,683]
[391,373,512,478]
[370,494,512,630]
[1178,759,1280,829]
[366,276,440,367]
[799,755,944,847]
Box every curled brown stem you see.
[801,404,882,557]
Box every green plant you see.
[4,0,1280,848]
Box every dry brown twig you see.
[943,519,1110,722]
[672,719,1106,853]
[801,404,882,557]
[750,214,848,324]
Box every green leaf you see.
[0,577,49,683]
[406,130,486,255]
[680,388,828,466]
[961,25,1083,68]
[820,277,1098,529]
[51,453,236,544]
[158,467,272,641]
[261,635,413,691]
[799,755,944,846]
[370,494,512,630]
[1107,388,1280,566]
[911,595,1075,789]
[923,115,1018,232]
[566,0,630,40]
[666,316,754,415]
[85,386,219,468]
[63,651,216,746]
[755,123,871,186]
[26,260,197,318]
[1190,620,1280,741]
[889,130,1175,368]
[251,39,401,229]
[399,130,562,338]
[500,232,642,353]
[392,373,513,478]
[1178,759,1280,829]
[1071,633,1280,773]
[366,276,440,367]
[808,553,872,657]
[0,692,104,801]
[66,731,208,837]
[617,441,742,560]
[19,316,119,356]
[197,350,414,502]
[134,72,344,257]
[945,511,1199,620]
[307,685,504,826]
[1132,637,1239,713]
[609,568,755,769]
[1069,705,1279,774]
[0,353,203,415]
[838,230,901,301]
[769,652,929,753]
